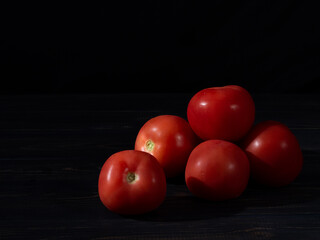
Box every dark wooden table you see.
[1,93,319,239]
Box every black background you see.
[1,1,319,94]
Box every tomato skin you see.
[187,85,255,141]
[135,115,199,178]
[185,140,250,201]
[240,121,303,187]
[98,150,166,215]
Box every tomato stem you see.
[145,139,155,152]
[127,172,137,184]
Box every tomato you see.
[187,85,255,141]
[98,150,166,215]
[240,121,303,187]
[135,115,199,178]
[185,140,250,201]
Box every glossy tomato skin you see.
[187,85,255,141]
[98,150,166,215]
[135,115,199,178]
[185,140,250,201]
[240,121,303,187]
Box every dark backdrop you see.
[1,1,319,94]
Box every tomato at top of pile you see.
[187,85,255,142]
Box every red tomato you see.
[185,140,250,201]
[98,150,166,215]
[240,121,303,187]
[187,85,255,141]
[135,115,199,178]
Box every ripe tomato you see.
[240,121,303,187]
[187,85,255,141]
[135,115,199,178]
[185,140,250,201]
[98,150,166,215]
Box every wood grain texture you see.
[0,93,319,239]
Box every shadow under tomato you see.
[128,150,318,222]
[131,183,316,222]
[166,173,186,185]
[130,195,246,222]
[130,177,247,222]
[131,178,316,222]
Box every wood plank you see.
[0,94,319,239]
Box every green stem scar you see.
[145,139,155,152]
[127,172,138,184]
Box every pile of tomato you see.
[98,85,303,215]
